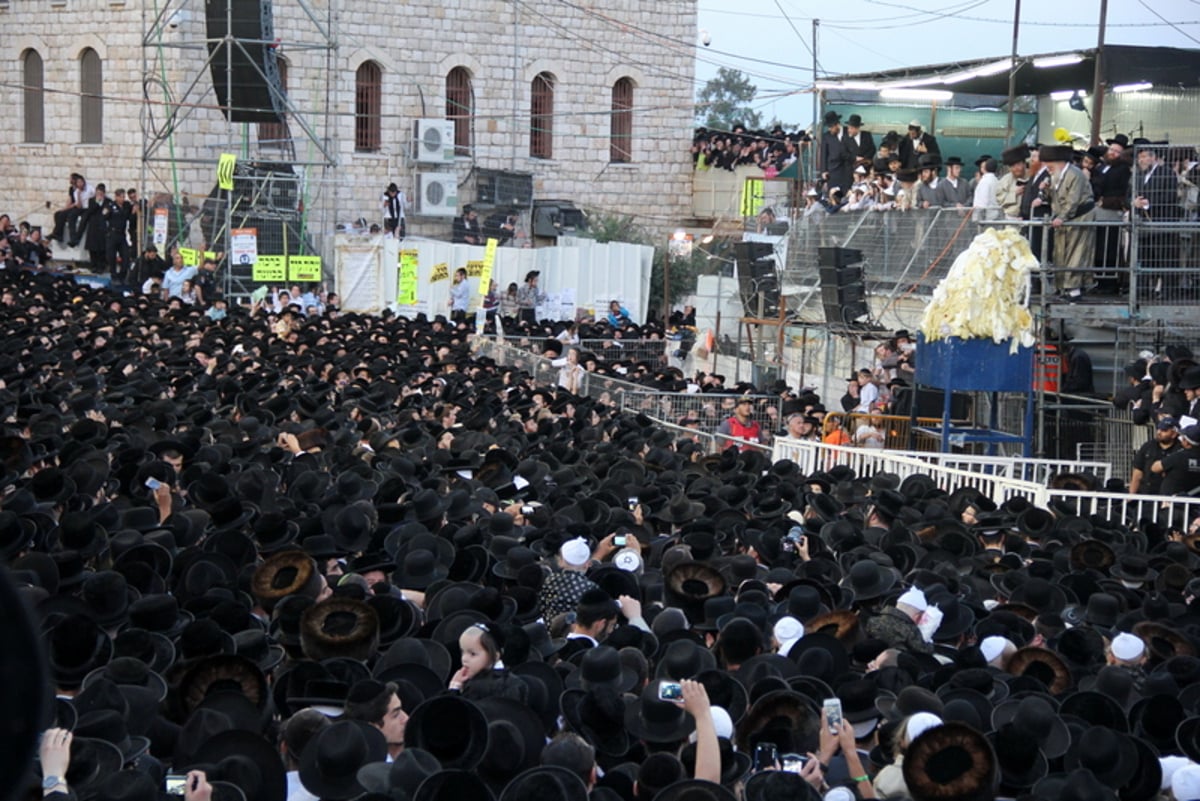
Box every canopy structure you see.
[817,45,1200,97]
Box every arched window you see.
[355,60,382,152]
[611,77,634,163]
[259,59,288,148]
[80,48,103,144]
[446,67,473,157]
[530,72,554,160]
[22,50,44,144]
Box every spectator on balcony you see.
[820,111,853,200]
[1039,144,1096,301]
[916,156,942,209]
[452,205,482,245]
[972,157,1002,223]
[853,368,881,413]
[380,182,407,239]
[996,145,1031,221]
[1133,145,1183,295]
[822,415,851,446]
[841,113,876,168]
[938,157,972,208]
[855,415,886,449]
[1094,137,1133,291]
[898,120,940,170]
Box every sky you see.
[694,0,1200,128]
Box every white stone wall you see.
[1,0,697,247]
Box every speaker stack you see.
[205,0,286,123]
[818,247,870,326]
[734,241,780,317]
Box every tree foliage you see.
[696,68,762,132]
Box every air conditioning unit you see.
[414,118,455,164]
[417,172,458,217]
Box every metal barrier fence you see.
[495,336,679,370]
[1043,488,1200,532]
[781,144,1200,320]
[824,412,968,453]
[1112,323,1200,395]
[774,437,1196,527]
[619,392,783,440]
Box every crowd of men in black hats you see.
[7,262,1200,801]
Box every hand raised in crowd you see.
[183,770,213,801]
[39,728,72,787]
[671,678,712,719]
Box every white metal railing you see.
[910,453,1112,485]
[1043,489,1200,531]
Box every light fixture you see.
[880,88,954,102]
[891,74,957,89]
[1113,82,1153,93]
[815,80,881,91]
[700,234,715,245]
[671,230,688,241]
[971,59,1013,77]
[1050,89,1087,101]
[1033,53,1084,68]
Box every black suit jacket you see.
[898,133,940,170]
[80,198,118,251]
[1136,165,1182,222]
[820,130,852,193]
[1096,160,1132,210]
[1020,168,1052,220]
[841,130,877,165]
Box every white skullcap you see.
[825,788,856,801]
[897,587,928,612]
[1111,632,1145,661]
[1160,756,1194,791]
[774,616,805,647]
[1172,764,1200,801]
[980,636,1012,664]
[689,706,734,742]
[560,537,591,567]
[906,712,943,743]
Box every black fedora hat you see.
[990,694,1070,760]
[414,769,496,801]
[299,719,388,800]
[655,779,738,801]
[1058,689,1129,732]
[405,694,489,769]
[839,559,896,602]
[564,645,638,693]
[497,765,588,801]
[735,689,818,756]
[903,721,996,801]
[988,723,1047,792]
[62,736,125,797]
[560,687,631,757]
[44,613,113,690]
[1062,725,1138,786]
[475,695,547,791]
[188,729,288,801]
[624,681,696,745]
[357,747,441,799]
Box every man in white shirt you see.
[380,182,407,238]
[973,157,1001,222]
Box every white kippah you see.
[897,587,928,612]
[906,712,943,743]
[825,788,856,801]
[689,706,734,742]
[560,537,591,567]
[774,616,805,646]
[1111,632,1145,661]
[1160,756,1194,791]
[1172,764,1200,801]
[980,636,1011,664]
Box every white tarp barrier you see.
[333,235,654,321]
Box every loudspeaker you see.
[734,242,780,317]
[817,247,869,325]
[818,247,864,268]
[205,0,285,123]
[891,387,972,419]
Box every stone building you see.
[3,0,697,251]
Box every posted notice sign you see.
[231,229,258,266]
[253,255,286,283]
